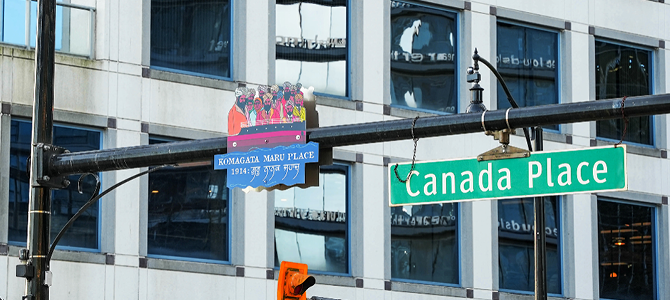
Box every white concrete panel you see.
[138,268,148,300]
[563,0,588,25]
[0,55,5,102]
[571,193,595,299]
[469,10,494,110]
[149,81,230,133]
[471,199,493,290]
[117,74,142,120]
[305,284,357,300]
[243,278,269,299]
[266,279,277,300]
[662,159,670,197]
[0,256,7,300]
[627,154,663,195]
[363,163,385,279]
[95,0,110,60]
[55,65,110,116]
[105,265,115,300]
[497,0,566,21]
[318,106,358,128]
[108,0,119,61]
[141,77,151,122]
[117,0,143,65]
[6,257,29,300]
[362,0,385,105]
[10,57,35,106]
[114,266,139,300]
[147,269,237,300]
[390,290,452,300]
[245,0,269,84]
[49,261,107,299]
[593,0,661,38]
[113,130,142,255]
[245,189,268,268]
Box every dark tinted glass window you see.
[497,23,558,130]
[391,203,458,284]
[598,200,655,300]
[595,42,652,145]
[498,197,561,294]
[151,0,231,78]
[390,1,457,113]
[147,139,229,261]
[9,120,101,249]
[274,165,348,273]
[276,0,347,96]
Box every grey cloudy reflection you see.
[275,2,347,96]
[274,169,348,273]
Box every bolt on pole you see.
[25,0,58,299]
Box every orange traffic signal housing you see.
[277,261,316,300]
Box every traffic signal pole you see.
[24,0,57,299]
[48,93,670,177]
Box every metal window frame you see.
[593,38,655,147]
[388,0,461,115]
[7,118,103,252]
[148,0,234,81]
[145,136,233,264]
[595,196,658,300]
[494,19,562,133]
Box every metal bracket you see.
[33,143,71,189]
[478,128,531,161]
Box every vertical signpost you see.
[533,128,547,300]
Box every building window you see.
[498,197,561,294]
[597,199,655,300]
[390,1,457,113]
[497,22,558,130]
[275,0,348,97]
[391,203,458,284]
[8,120,101,249]
[274,165,349,274]
[1,0,95,57]
[595,41,652,145]
[147,138,229,262]
[150,0,232,79]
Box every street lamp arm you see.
[45,166,172,266]
[471,49,532,151]
[472,50,521,109]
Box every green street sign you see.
[389,146,627,206]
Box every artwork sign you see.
[216,81,319,189]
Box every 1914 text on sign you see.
[389,146,627,206]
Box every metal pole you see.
[47,94,670,177]
[533,127,547,300]
[26,0,57,299]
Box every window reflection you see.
[147,139,229,261]
[390,1,457,113]
[595,42,651,145]
[274,165,348,273]
[9,120,101,249]
[496,23,558,130]
[151,0,231,78]
[597,200,655,300]
[275,1,347,96]
[391,203,458,284]
[498,197,561,294]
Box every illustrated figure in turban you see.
[228,87,248,135]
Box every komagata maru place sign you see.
[388,146,627,206]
